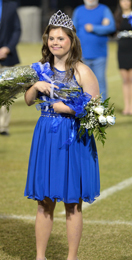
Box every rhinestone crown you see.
[48,10,73,31]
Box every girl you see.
[24,10,100,260]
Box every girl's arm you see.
[53,63,99,115]
[53,102,75,115]
[75,62,100,99]
[25,81,75,114]
[25,81,58,106]
[25,80,74,114]
[25,65,99,114]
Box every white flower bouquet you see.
[78,95,116,145]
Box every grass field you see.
[0,41,132,260]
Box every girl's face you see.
[119,0,132,11]
[48,28,71,60]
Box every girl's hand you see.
[53,101,75,115]
[34,81,59,96]
[25,81,59,106]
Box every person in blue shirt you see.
[72,0,116,100]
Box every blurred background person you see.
[114,0,132,115]
[0,0,21,136]
[72,0,116,101]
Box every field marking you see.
[1,177,132,225]
[0,214,132,226]
[60,177,132,215]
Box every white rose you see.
[106,116,116,125]
[98,115,107,125]
[94,105,104,115]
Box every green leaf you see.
[88,129,94,136]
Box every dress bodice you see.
[38,65,83,115]
[50,67,81,91]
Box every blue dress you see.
[24,66,100,204]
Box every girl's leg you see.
[35,197,56,260]
[120,69,130,114]
[64,198,83,260]
[128,69,132,114]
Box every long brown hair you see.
[114,0,132,30]
[40,25,82,79]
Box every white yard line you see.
[0,214,132,226]
[0,177,132,223]
[60,177,132,214]
[0,178,132,226]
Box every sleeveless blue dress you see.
[24,66,100,204]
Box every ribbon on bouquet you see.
[39,71,77,146]
[50,116,77,147]
[32,65,76,145]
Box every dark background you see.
[16,0,118,12]
[15,0,118,32]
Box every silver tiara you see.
[48,10,73,31]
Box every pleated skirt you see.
[24,115,100,204]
